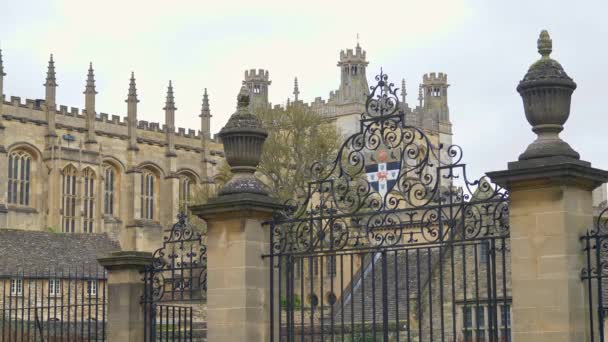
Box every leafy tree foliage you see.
[255,104,341,202]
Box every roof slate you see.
[0,229,121,277]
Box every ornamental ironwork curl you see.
[581,207,608,280]
[142,212,207,303]
[271,70,509,255]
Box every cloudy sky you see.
[1,0,607,181]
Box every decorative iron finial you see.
[126,71,138,102]
[538,30,552,58]
[293,77,300,101]
[200,88,211,117]
[84,62,96,94]
[0,49,5,77]
[44,54,57,87]
[164,80,176,110]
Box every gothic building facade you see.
[0,43,452,254]
[0,52,224,252]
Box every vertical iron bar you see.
[27,273,32,341]
[489,239,498,342]
[501,237,508,341]
[278,255,283,341]
[484,240,493,342]
[320,255,325,341]
[596,233,605,342]
[178,307,182,342]
[81,265,85,340]
[381,251,389,342]
[301,256,305,342]
[371,252,376,341]
[427,247,433,342]
[474,241,481,339]
[340,254,344,341]
[350,253,354,341]
[67,268,71,342]
[406,249,411,342]
[269,223,275,342]
[394,250,400,342]
[585,232,595,342]
[157,305,168,342]
[102,271,106,341]
[462,243,468,342]
[20,270,24,342]
[416,249,422,340]
[2,270,5,341]
[362,253,366,340]
[143,269,147,342]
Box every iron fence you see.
[0,266,106,341]
[266,71,512,341]
[582,207,608,342]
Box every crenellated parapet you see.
[423,72,448,85]
[339,46,367,64]
[244,69,270,83]
[1,98,218,144]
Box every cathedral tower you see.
[243,69,271,112]
[337,43,369,105]
[422,72,450,125]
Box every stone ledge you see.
[191,193,283,219]
[98,251,154,271]
[125,220,162,229]
[487,156,608,191]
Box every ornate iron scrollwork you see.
[271,71,509,255]
[143,213,207,303]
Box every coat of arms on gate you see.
[365,149,401,201]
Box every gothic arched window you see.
[61,165,78,233]
[103,164,116,216]
[82,168,95,233]
[178,175,193,211]
[7,151,32,206]
[141,170,156,220]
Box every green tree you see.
[194,104,341,205]
[255,104,341,202]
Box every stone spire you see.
[44,55,59,144]
[0,49,6,128]
[164,81,176,157]
[84,63,97,144]
[401,78,407,104]
[516,30,579,161]
[293,77,300,101]
[200,88,211,140]
[417,84,423,108]
[126,72,139,151]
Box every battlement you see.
[2,98,209,140]
[244,69,270,82]
[339,45,366,63]
[423,72,448,84]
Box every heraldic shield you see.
[365,149,401,202]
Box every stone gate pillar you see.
[98,251,154,342]
[191,86,281,342]
[488,31,608,341]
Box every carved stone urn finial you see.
[217,86,268,196]
[516,30,579,161]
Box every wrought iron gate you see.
[142,213,207,341]
[582,207,608,342]
[266,72,511,341]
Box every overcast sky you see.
[1,0,607,181]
